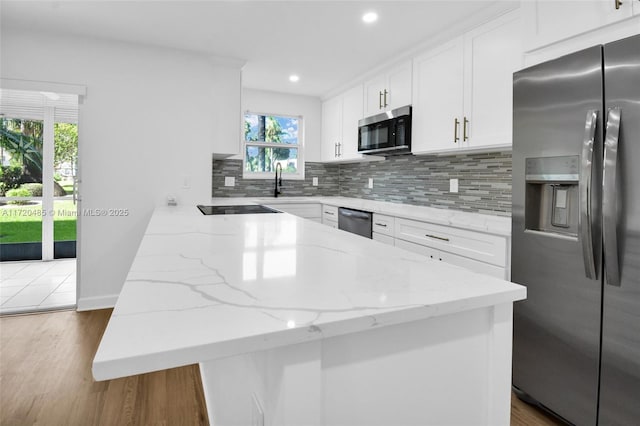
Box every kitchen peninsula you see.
[93,202,526,426]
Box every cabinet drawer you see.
[372,214,394,236]
[372,233,395,246]
[265,203,321,219]
[395,218,507,267]
[322,205,339,222]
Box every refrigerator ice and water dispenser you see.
[524,156,580,237]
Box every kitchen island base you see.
[200,303,513,426]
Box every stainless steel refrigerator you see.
[512,34,640,425]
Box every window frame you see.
[242,111,305,180]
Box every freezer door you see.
[511,46,604,425]
[599,34,640,426]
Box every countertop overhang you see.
[92,201,524,381]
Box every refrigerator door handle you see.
[603,107,621,286]
[580,110,598,279]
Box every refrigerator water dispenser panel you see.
[524,156,580,237]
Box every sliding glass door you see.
[0,89,78,262]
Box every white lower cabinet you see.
[394,217,506,268]
[394,217,508,279]
[372,214,395,236]
[322,204,339,228]
[373,233,394,246]
[319,204,508,279]
[372,213,395,246]
[395,239,505,279]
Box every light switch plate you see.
[224,176,235,187]
[312,177,318,186]
[182,175,191,189]
[450,178,459,193]
[368,178,374,189]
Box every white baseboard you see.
[77,294,118,311]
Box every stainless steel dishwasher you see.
[338,207,372,239]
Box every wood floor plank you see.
[1,308,559,425]
[1,309,208,425]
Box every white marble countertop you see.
[93,204,525,381]
[221,196,511,237]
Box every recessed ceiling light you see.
[289,75,300,83]
[362,11,378,24]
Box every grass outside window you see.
[0,200,77,244]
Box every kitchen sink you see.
[197,205,282,215]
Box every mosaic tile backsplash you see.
[212,151,512,216]
[212,160,339,198]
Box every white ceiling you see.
[0,1,518,98]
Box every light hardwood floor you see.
[0,309,562,425]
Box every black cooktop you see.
[197,205,282,215]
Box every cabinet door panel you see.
[523,0,634,52]
[322,205,339,222]
[396,239,506,279]
[340,85,365,160]
[324,219,338,229]
[321,96,342,161]
[438,251,506,279]
[395,239,438,260]
[464,13,522,148]
[386,62,412,110]
[372,214,395,236]
[372,233,395,246]
[394,217,507,267]
[364,75,386,117]
[412,38,464,153]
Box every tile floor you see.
[0,259,76,315]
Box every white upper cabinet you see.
[412,10,522,154]
[523,0,638,52]
[340,84,365,161]
[463,13,523,149]
[412,38,464,153]
[212,66,242,158]
[321,95,342,162]
[363,61,412,117]
[321,84,378,162]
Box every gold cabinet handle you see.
[454,118,460,143]
[425,234,450,242]
[615,0,622,9]
[383,89,389,108]
[379,91,383,109]
[463,117,469,142]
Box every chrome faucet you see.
[274,163,283,197]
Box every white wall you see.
[239,88,322,162]
[1,28,241,310]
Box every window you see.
[243,112,303,179]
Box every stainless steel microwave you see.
[358,105,411,155]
